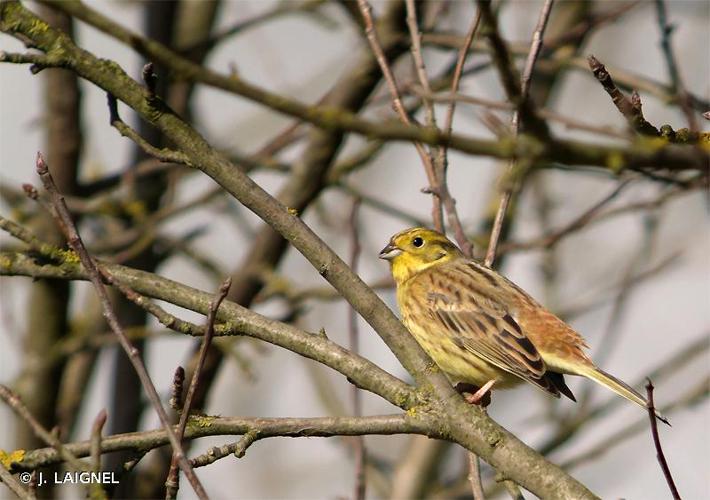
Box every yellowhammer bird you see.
[380,227,667,423]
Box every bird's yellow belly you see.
[404,321,521,389]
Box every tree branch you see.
[9,415,431,471]
[0,248,418,409]
[0,5,606,496]
[482,0,554,267]
[645,380,682,500]
[31,153,207,499]
[0,1,700,172]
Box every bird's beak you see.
[379,242,402,261]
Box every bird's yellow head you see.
[379,227,464,284]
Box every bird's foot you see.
[455,380,496,407]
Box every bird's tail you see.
[584,367,670,426]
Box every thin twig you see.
[645,380,682,500]
[0,385,85,472]
[502,479,525,500]
[654,0,698,131]
[107,94,190,165]
[347,198,366,500]
[337,183,428,227]
[90,409,108,473]
[434,7,482,257]
[484,0,554,267]
[165,277,232,499]
[420,32,710,112]
[170,367,186,411]
[180,0,325,55]
[187,431,260,469]
[405,0,437,129]
[103,273,209,338]
[0,460,35,500]
[413,88,628,139]
[356,0,443,232]
[587,56,660,136]
[502,185,694,254]
[0,385,102,498]
[594,211,658,367]
[32,152,208,500]
[405,0,479,254]
[499,180,632,253]
[560,377,707,471]
[234,429,260,458]
[543,1,641,50]
[467,451,486,500]
[441,11,482,136]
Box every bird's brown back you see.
[403,257,594,375]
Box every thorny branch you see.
[646,380,682,500]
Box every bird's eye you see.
[412,237,424,247]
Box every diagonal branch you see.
[587,55,660,137]
[483,0,554,267]
[0,460,34,500]
[434,7,482,258]
[654,0,698,131]
[0,251,417,410]
[0,384,104,499]
[645,380,682,500]
[165,278,232,499]
[0,5,601,497]
[357,0,443,231]
[31,153,208,500]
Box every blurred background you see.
[1,0,708,498]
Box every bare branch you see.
[165,278,232,499]
[357,0,443,231]
[0,384,101,499]
[33,152,208,500]
[405,0,437,129]
[347,199,367,500]
[106,94,190,165]
[467,451,485,500]
[434,6,482,257]
[0,460,35,500]
[484,0,554,267]
[15,414,430,471]
[587,55,660,137]
[0,248,418,409]
[646,380,682,500]
[654,0,698,130]
[90,409,107,475]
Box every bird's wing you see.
[424,268,561,396]
[427,291,545,379]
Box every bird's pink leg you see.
[464,380,496,405]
